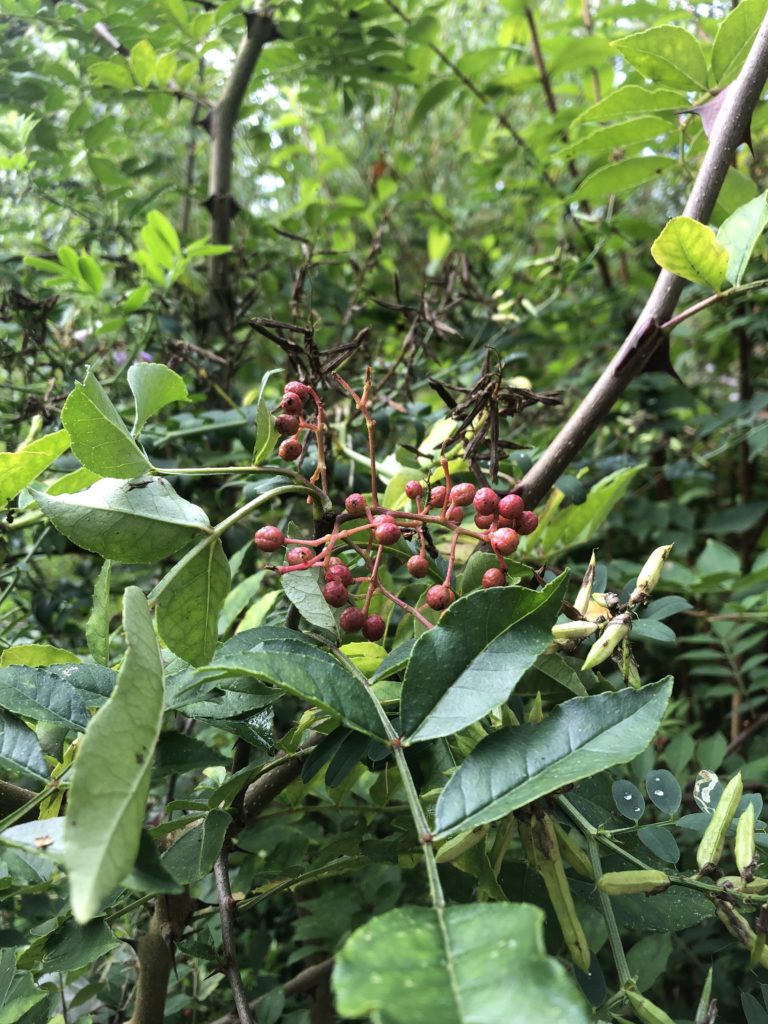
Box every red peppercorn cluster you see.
[253,468,540,635]
[271,380,317,463]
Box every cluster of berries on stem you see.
[253,371,539,638]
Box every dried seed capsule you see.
[530,812,591,972]
[712,897,768,970]
[581,613,632,671]
[696,773,743,872]
[573,550,597,618]
[625,989,677,1024]
[597,870,670,896]
[551,620,599,644]
[735,802,757,881]
[628,544,673,607]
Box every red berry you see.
[278,438,302,461]
[280,392,303,415]
[286,546,313,565]
[428,485,447,508]
[345,492,367,516]
[474,513,495,529]
[340,607,365,633]
[371,513,395,527]
[407,555,429,578]
[284,380,311,402]
[426,584,454,611]
[405,480,423,500]
[374,520,401,545]
[517,510,539,535]
[449,482,476,507]
[326,563,353,586]
[274,414,299,436]
[322,581,349,607]
[362,614,386,641]
[482,568,506,589]
[473,487,499,515]
[490,527,520,556]
[254,526,284,552]
[499,494,525,520]
[444,504,464,524]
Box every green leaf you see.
[208,628,386,740]
[77,254,104,294]
[129,39,156,88]
[401,573,568,743]
[34,476,210,563]
[64,587,164,923]
[574,85,687,124]
[531,464,645,558]
[0,665,89,730]
[156,538,231,666]
[613,26,708,90]
[162,809,231,883]
[564,116,674,159]
[0,429,70,507]
[410,79,458,128]
[85,561,112,666]
[333,903,589,1024]
[281,568,338,634]
[88,155,131,188]
[716,192,768,285]
[435,679,673,837]
[146,209,181,257]
[427,224,451,265]
[42,918,118,972]
[61,369,151,478]
[252,369,280,464]
[572,157,677,203]
[646,769,682,815]
[637,825,680,863]
[0,643,78,667]
[0,711,49,781]
[651,216,729,290]
[712,0,768,86]
[89,60,134,90]
[127,362,189,435]
[0,973,46,1023]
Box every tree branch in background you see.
[209,958,335,1024]
[214,849,255,1024]
[518,14,768,507]
[206,9,277,328]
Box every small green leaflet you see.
[333,903,589,1024]
[127,362,189,436]
[0,711,49,781]
[252,368,281,465]
[61,369,151,478]
[435,679,673,838]
[612,25,708,91]
[65,587,164,923]
[716,192,768,285]
[651,217,729,290]
[281,567,338,634]
[0,429,70,508]
[156,538,231,666]
[85,560,112,666]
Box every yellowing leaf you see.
[651,216,729,290]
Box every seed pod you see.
[530,812,591,972]
[696,773,743,872]
[573,551,597,617]
[553,820,593,880]
[625,989,677,1024]
[581,613,632,671]
[736,802,757,881]
[597,870,670,896]
[712,897,768,969]
[551,620,599,644]
[628,544,673,607]
[619,638,641,689]
[435,825,489,864]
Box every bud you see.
[697,773,743,872]
[625,989,677,1024]
[736,802,757,881]
[628,544,673,607]
[597,870,670,896]
[581,613,632,671]
[573,550,597,617]
[530,812,591,972]
[551,620,599,644]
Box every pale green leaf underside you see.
[128,362,189,435]
[333,903,589,1024]
[65,587,164,923]
[435,679,673,838]
[716,192,768,285]
[61,370,150,478]
[33,476,210,563]
[156,538,231,666]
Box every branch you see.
[518,14,768,507]
[207,9,277,324]
[125,893,193,1024]
[208,958,334,1024]
[214,850,255,1024]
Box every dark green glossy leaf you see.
[435,679,672,837]
[0,665,88,730]
[41,918,118,972]
[645,769,682,815]
[0,711,49,782]
[401,573,568,743]
[162,809,231,884]
[637,825,680,863]
[612,779,645,821]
